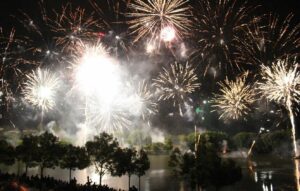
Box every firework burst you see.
[85,94,132,134]
[128,0,192,42]
[1,29,16,93]
[134,80,158,120]
[258,59,300,105]
[73,42,122,97]
[237,14,300,66]
[48,3,103,53]
[193,0,258,73]
[22,68,60,112]
[258,58,300,156]
[89,0,132,58]
[212,73,256,120]
[1,29,28,112]
[153,62,200,115]
[13,9,62,67]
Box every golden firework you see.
[23,68,60,112]
[258,59,300,104]
[48,4,103,52]
[153,62,200,115]
[128,0,192,42]
[212,73,256,120]
[258,58,300,156]
[136,80,158,120]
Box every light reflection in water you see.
[254,171,258,182]
[2,156,298,190]
[251,169,274,191]
[295,159,300,191]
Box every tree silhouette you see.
[85,132,119,186]
[0,140,15,166]
[60,144,90,182]
[169,140,242,190]
[168,147,182,176]
[35,132,61,178]
[134,149,150,191]
[15,135,39,175]
[111,148,138,190]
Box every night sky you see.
[0,0,300,135]
[0,0,299,26]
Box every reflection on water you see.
[260,171,273,191]
[0,155,298,191]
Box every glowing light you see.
[212,73,256,120]
[133,80,158,120]
[85,95,131,133]
[237,14,300,66]
[146,41,156,54]
[160,26,176,42]
[193,0,258,71]
[75,43,121,99]
[153,62,200,115]
[128,0,191,42]
[23,68,60,111]
[258,58,300,156]
[73,43,139,133]
[48,4,103,52]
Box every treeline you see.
[166,130,292,156]
[168,134,242,191]
[0,132,150,191]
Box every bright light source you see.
[146,42,156,54]
[38,86,51,100]
[75,44,121,101]
[160,26,176,42]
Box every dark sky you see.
[0,0,299,26]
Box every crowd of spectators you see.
[0,172,137,191]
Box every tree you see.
[213,159,242,190]
[168,148,182,176]
[36,132,61,178]
[134,149,150,191]
[85,132,119,186]
[185,131,232,152]
[164,137,173,152]
[169,139,242,190]
[111,148,137,190]
[233,132,256,149]
[59,144,90,182]
[15,135,39,176]
[0,140,15,166]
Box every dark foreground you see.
[0,172,138,191]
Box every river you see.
[0,155,297,191]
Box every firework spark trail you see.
[1,29,31,111]
[1,29,15,93]
[258,58,300,156]
[135,80,158,120]
[89,0,130,30]
[0,28,27,82]
[85,94,132,134]
[89,0,132,58]
[237,14,300,66]
[48,3,104,53]
[193,0,259,72]
[13,1,105,68]
[295,159,300,191]
[247,140,256,157]
[11,9,65,69]
[128,0,192,42]
[212,72,256,120]
[22,68,60,112]
[153,62,200,115]
[73,42,120,96]
[73,42,135,133]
